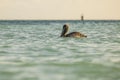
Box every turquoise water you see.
[0,20,120,80]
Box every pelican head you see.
[60,24,69,37]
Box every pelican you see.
[60,24,87,38]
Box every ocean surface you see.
[0,20,120,80]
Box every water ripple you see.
[0,21,120,80]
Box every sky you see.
[0,0,120,20]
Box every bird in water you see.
[60,24,87,38]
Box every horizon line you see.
[0,19,120,21]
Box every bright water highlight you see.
[0,20,120,80]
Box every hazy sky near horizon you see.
[0,0,120,20]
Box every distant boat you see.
[81,14,84,21]
[81,14,84,24]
